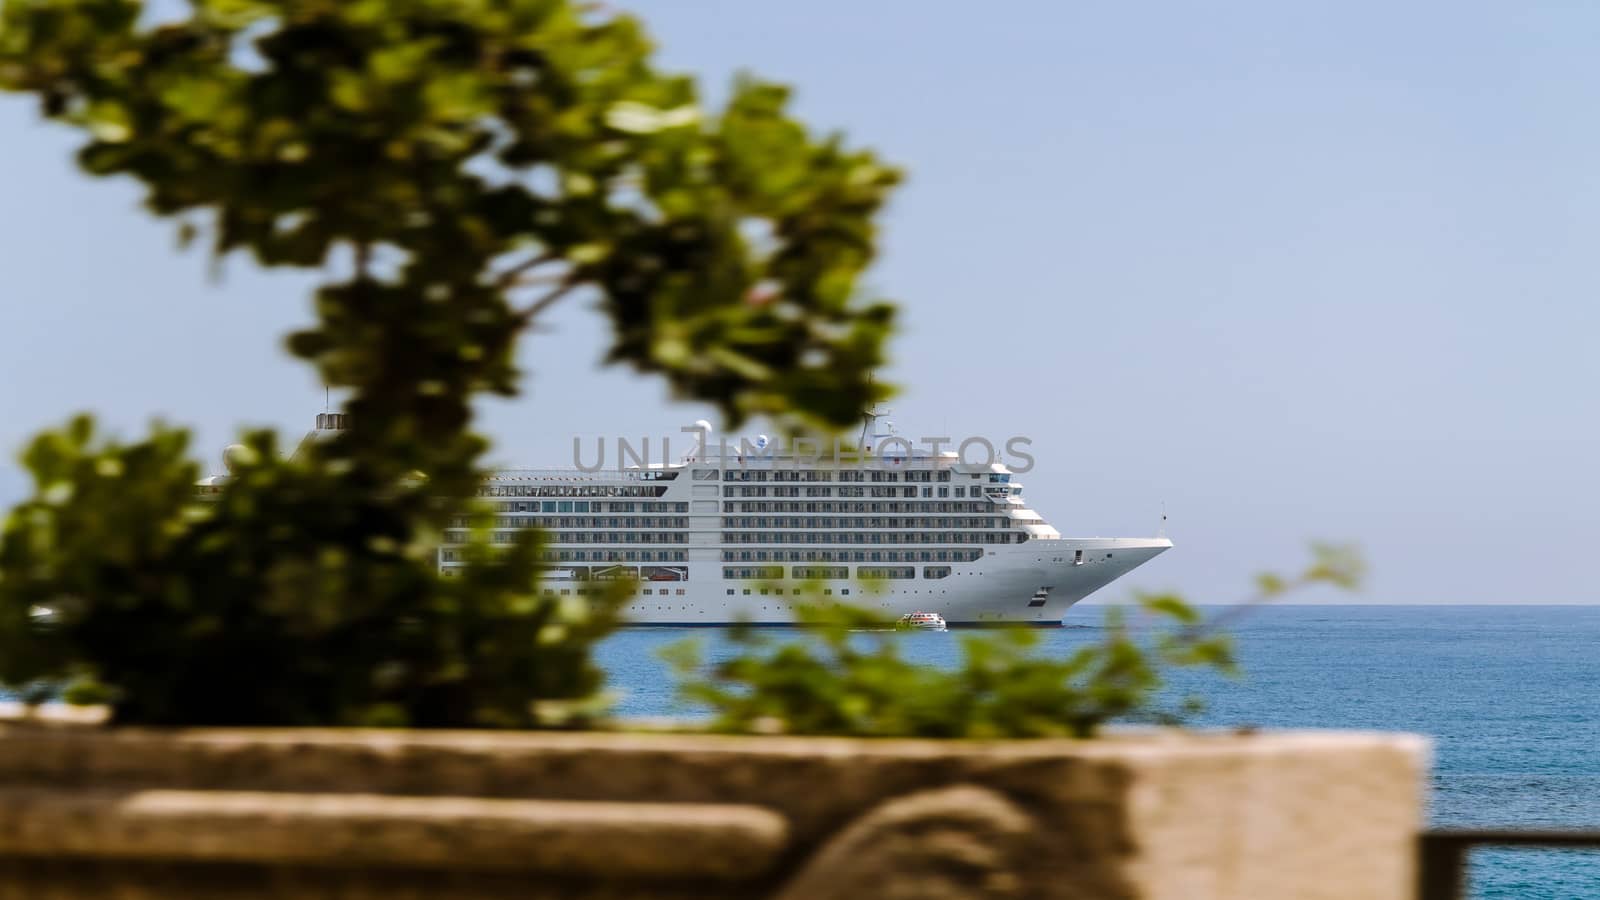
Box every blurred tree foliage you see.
[665,546,1364,738]
[0,0,898,724]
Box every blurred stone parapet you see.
[0,725,1426,899]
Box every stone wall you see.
[0,725,1426,899]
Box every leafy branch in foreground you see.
[664,545,1364,739]
[0,0,898,725]
[0,419,629,726]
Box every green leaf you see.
[1137,592,1200,625]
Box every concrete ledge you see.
[0,788,785,879]
[0,726,1428,899]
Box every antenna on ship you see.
[858,373,875,451]
[857,373,896,451]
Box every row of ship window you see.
[460,532,690,545]
[477,516,690,529]
[725,565,952,580]
[724,532,1025,545]
[447,531,1024,546]
[440,550,692,562]
[722,516,1002,529]
[471,472,1011,493]
[725,501,997,514]
[476,585,985,599]
[482,500,690,516]
[440,548,988,564]
[706,469,951,483]
[540,550,686,562]
[727,486,990,499]
[728,587,852,596]
[435,577,691,598]
[529,587,688,596]
[478,485,668,498]
[457,513,1030,531]
[717,485,1004,499]
[721,549,985,563]
[431,583,952,602]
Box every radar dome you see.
[691,419,714,434]
[221,443,256,474]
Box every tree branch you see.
[1172,576,1313,645]
[494,252,560,290]
[513,280,579,325]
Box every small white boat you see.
[896,611,948,632]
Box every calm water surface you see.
[597,605,1600,900]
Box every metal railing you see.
[1419,830,1600,900]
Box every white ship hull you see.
[607,538,1171,626]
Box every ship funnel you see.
[315,413,349,432]
[292,411,350,462]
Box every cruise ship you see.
[416,413,1170,627]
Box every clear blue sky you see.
[3,0,1597,604]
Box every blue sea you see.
[596,605,1600,900]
